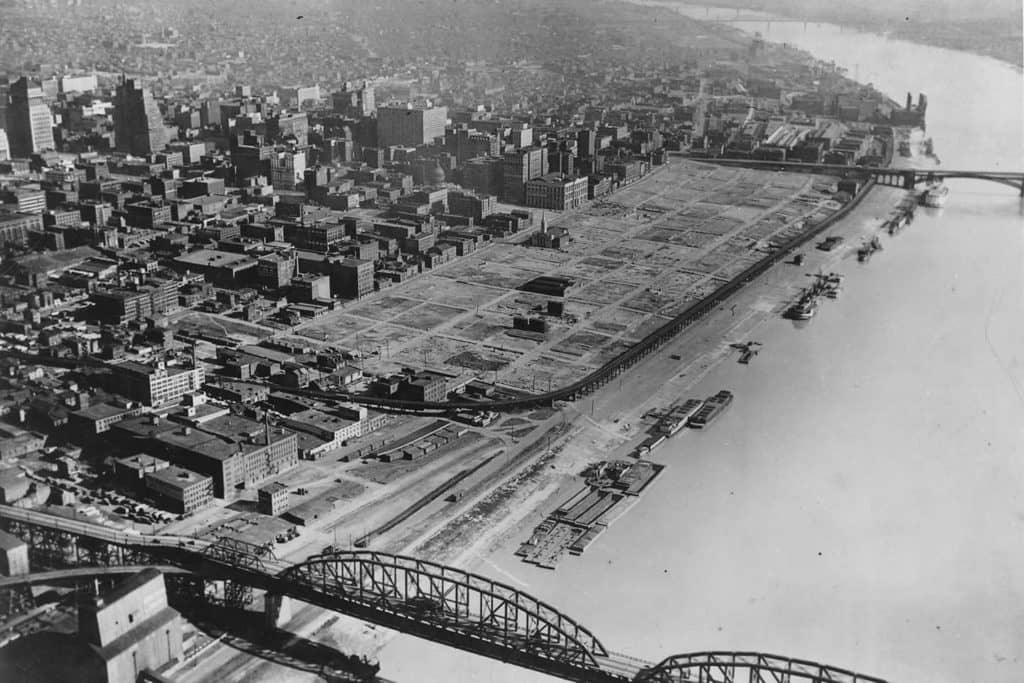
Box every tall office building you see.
[6,77,55,157]
[376,102,448,148]
[113,77,169,156]
[501,146,547,204]
[332,80,376,118]
[270,147,307,191]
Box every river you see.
[377,6,1024,683]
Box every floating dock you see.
[516,461,663,570]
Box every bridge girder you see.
[634,652,889,683]
[1,508,893,683]
[279,551,609,671]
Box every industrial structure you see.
[0,505,890,683]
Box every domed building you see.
[429,163,446,186]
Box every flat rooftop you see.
[174,249,256,269]
[147,464,210,488]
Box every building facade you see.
[270,147,307,191]
[145,465,213,514]
[113,77,169,156]
[376,103,448,147]
[524,174,588,210]
[501,147,547,204]
[258,481,290,516]
[78,569,184,683]
[6,76,55,157]
[111,361,205,407]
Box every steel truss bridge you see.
[0,505,889,683]
[696,158,1024,195]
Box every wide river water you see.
[379,7,1024,683]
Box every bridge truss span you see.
[635,651,890,683]
[280,551,609,674]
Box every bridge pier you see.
[264,593,292,629]
[903,171,917,190]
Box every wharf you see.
[516,461,662,570]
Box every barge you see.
[688,390,734,429]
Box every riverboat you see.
[921,182,949,208]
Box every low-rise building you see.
[282,408,362,459]
[110,361,205,407]
[258,481,290,516]
[113,453,170,489]
[399,372,448,403]
[0,529,29,576]
[154,415,298,498]
[289,273,331,302]
[70,400,144,436]
[257,253,295,289]
[0,424,46,460]
[145,465,213,514]
[524,173,588,211]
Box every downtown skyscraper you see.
[6,77,55,158]
[113,77,169,156]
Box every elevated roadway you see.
[0,505,891,683]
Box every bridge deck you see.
[0,565,190,589]
[0,508,892,683]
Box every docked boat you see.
[660,399,705,435]
[658,399,705,436]
[920,182,949,208]
[688,390,734,429]
[817,236,844,252]
[787,297,818,320]
[857,236,883,263]
[676,398,705,422]
[793,253,805,266]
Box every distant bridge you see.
[697,158,1024,195]
[0,505,890,683]
[691,6,814,25]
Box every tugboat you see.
[793,252,806,266]
[787,294,818,320]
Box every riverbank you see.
[658,1,1024,69]
[446,182,908,567]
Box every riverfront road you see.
[0,505,891,683]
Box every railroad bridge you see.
[0,505,889,683]
[697,158,1024,196]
